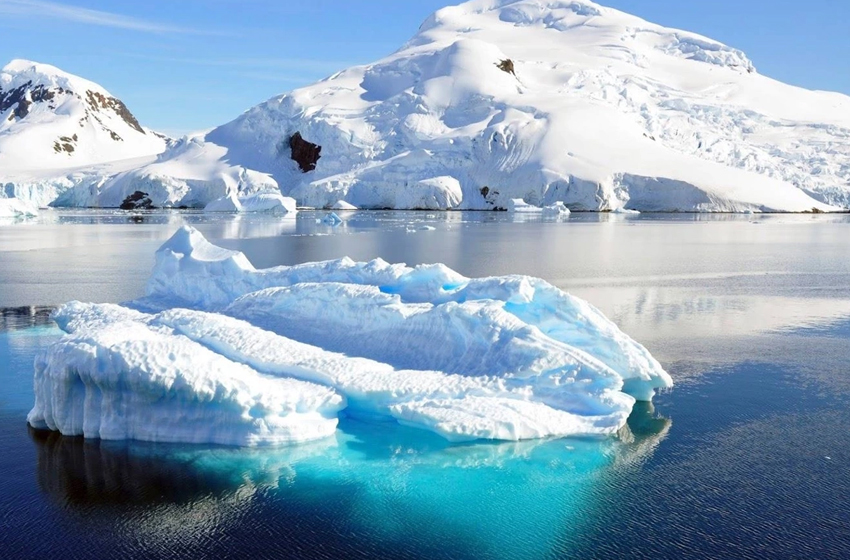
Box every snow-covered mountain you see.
[0,60,166,170]
[4,0,850,211]
[0,60,170,206]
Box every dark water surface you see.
[1,210,849,559]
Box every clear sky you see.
[1,0,848,135]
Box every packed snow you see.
[3,0,850,212]
[29,226,672,445]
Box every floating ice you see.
[30,226,672,445]
[0,197,38,218]
[322,212,343,226]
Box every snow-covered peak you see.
[0,59,166,172]
[415,0,755,73]
[1,59,110,96]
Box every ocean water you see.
[1,210,849,559]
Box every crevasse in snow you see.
[29,226,672,446]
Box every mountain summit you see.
[0,60,165,171]
[2,1,849,211]
[196,0,849,211]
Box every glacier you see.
[28,226,672,445]
[3,0,850,212]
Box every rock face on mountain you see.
[3,1,850,211]
[0,60,166,171]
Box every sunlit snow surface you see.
[28,226,671,445]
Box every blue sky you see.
[1,0,847,135]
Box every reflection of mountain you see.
[1,306,54,331]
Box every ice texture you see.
[30,226,672,445]
[27,302,343,445]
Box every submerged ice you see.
[29,226,671,445]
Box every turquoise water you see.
[1,210,850,558]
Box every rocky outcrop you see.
[119,191,154,210]
[85,90,144,134]
[289,132,321,172]
[496,59,516,76]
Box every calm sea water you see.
[1,209,849,559]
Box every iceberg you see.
[29,226,672,445]
[322,212,343,226]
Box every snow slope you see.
[6,0,850,211]
[198,0,849,211]
[28,226,672,445]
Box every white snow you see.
[4,2,850,211]
[30,226,672,445]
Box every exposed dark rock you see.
[53,134,79,154]
[289,132,322,172]
[496,59,516,76]
[85,90,145,134]
[0,81,57,120]
[108,130,123,142]
[119,191,154,210]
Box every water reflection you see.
[0,306,55,332]
[31,404,670,509]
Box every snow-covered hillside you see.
[4,0,850,211]
[200,0,850,211]
[0,60,166,170]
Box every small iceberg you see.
[330,200,358,211]
[29,226,672,446]
[0,198,39,219]
[323,212,343,226]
